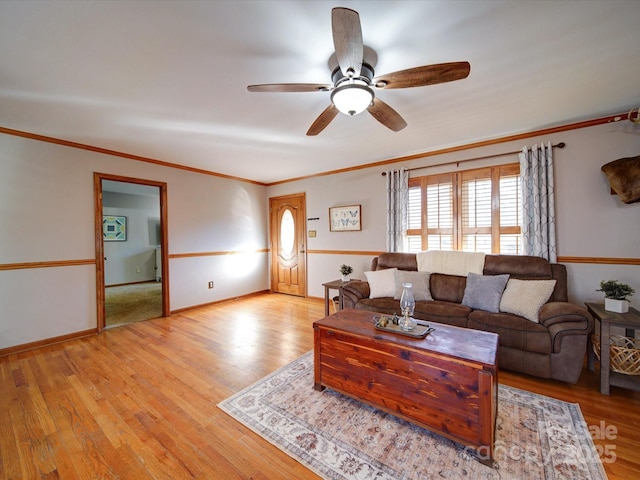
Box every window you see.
[407,164,521,254]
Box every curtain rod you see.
[381,142,566,176]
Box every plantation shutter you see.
[406,163,521,254]
[407,183,423,252]
[498,165,522,254]
[461,168,492,253]
[426,173,454,251]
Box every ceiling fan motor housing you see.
[331,63,375,87]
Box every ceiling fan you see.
[247,7,470,136]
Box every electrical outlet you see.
[208,281,214,289]
[136,266,141,273]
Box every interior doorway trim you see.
[93,172,170,332]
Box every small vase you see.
[605,298,629,313]
[341,274,350,282]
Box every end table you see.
[322,279,355,317]
[585,302,640,395]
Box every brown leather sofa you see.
[342,252,594,384]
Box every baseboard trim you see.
[106,280,160,288]
[1,290,271,357]
[0,329,97,357]
[170,289,272,314]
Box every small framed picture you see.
[329,205,361,232]
[103,215,127,241]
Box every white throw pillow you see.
[365,268,398,299]
[499,278,557,323]
[393,270,432,301]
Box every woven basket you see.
[592,335,640,376]
[332,296,340,313]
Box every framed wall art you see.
[103,215,127,241]
[329,205,361,232]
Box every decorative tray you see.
[373,315,435,338]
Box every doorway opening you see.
[94,173,169,331]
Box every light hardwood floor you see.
[1,293,638,479]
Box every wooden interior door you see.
[270,193,306,296]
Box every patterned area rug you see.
[219,352,607,480]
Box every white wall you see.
[267,120,640,310]
[103,190,160,285]
[0,133,268,349]
[552,122,640,309]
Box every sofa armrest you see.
[539,302,594,332]
[539,302,594,354]
[342,280,370,309]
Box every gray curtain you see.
[385,168,409,252]
[519,143,557,262]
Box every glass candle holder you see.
[399,282,417,331]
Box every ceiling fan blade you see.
[247,83,332,93]
[306,104,339,136]
[331,7,363,77]
[373,62,471,89]
[367,98,407,132]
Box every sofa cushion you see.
[499,278,557,322]
[461,273,509,313]
[468,311,552,354]
[484,254,552,279]
[364,268,398,298]
[353,298,470,328]
[484,254,567,302]
[394,271,432,301]
[355,297,401,316]
[374,252,417,271]
[429,273,467,303]
[414,301,470,328]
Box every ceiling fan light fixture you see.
[247,8,469,134]
[330,83,373,116]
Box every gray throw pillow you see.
[393,270,432,301]
[461,272,510,313]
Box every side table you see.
[585,302,640,395]
[321,279,355,317]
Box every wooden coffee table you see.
[313,308,499,464]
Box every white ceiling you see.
[1,1,639,184]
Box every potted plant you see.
[597,280,635,313]
[340,264,353,282]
